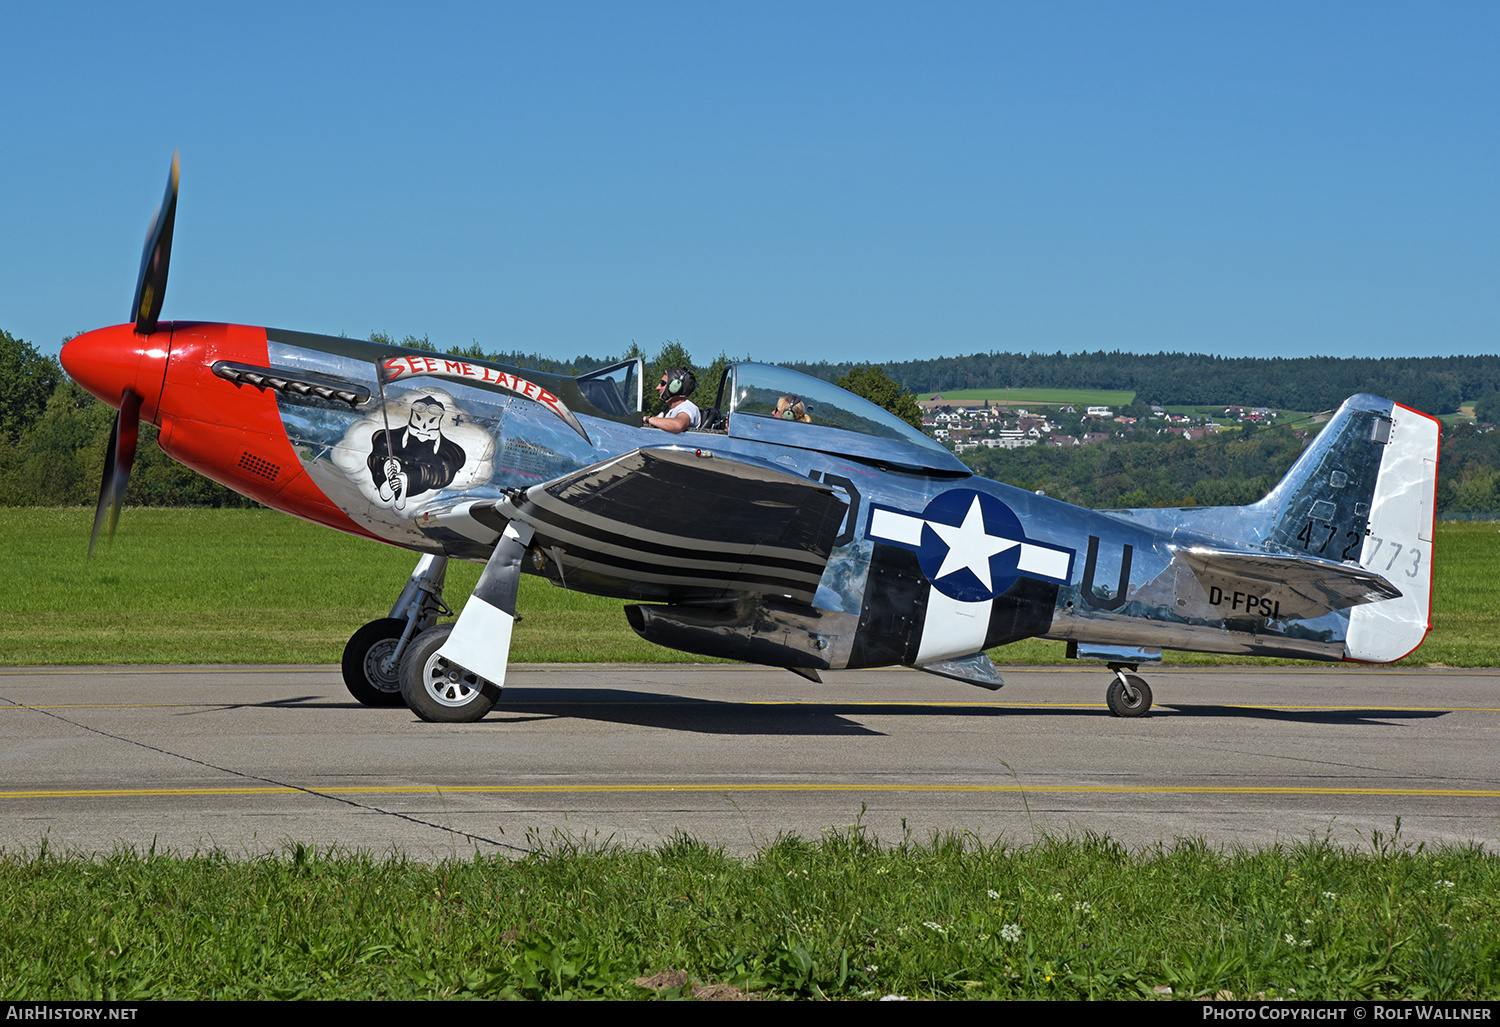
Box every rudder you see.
[1258,395,1439,661]
[1345,402,1440,662]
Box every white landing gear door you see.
[436,520,534,688]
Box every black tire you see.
[397,623,501,723]
[341,618,409,707]
[1106,674,1152,718]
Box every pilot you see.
[775,394,811,423]
[368,395,468,510]
[642,366,700,433]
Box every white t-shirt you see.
[667,398,701,430]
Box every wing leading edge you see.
[472,447,848,604]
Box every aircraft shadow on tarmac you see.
[488,689,887,735]
[1162,704,1451,727]
[177,696,335,714]
[184,689,884,734]
[472,689,1454,734]
[182,690,1453,735]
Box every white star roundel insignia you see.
[865,489,1075,602]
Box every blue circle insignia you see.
[915,489,1026,602]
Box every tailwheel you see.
[341,618,410,707]
[1106,670,1152,718]
[398,624,501,723]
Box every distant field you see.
[3,510,1494,667]
[1162,404,1315,422]
[921,387,1135,408]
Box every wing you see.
[1173,545,1401,621]
[472,447,848,604]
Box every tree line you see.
[788,351,1500,416]
[0,330,258,509]
[3,328,1495,514]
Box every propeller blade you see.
[131,151,179,335]
[88,389,142,559]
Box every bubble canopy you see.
[712,363,969,475]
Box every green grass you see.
[3,829,1498,1000]
[4,510,1495,667]
[1394,520,1500,667]
[1,508,699,665]
[921,387,1136,408]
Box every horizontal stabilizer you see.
[1175,546,1400,621]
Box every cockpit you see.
[704,362,968,475]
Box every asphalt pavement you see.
[2,663,1496,858]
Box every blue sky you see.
[2,2,1495,365]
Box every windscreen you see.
[729,363,943,453]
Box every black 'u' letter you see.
[1081,535,1132,611]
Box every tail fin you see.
[1259,395,1440,662]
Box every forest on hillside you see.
[787,351,1499,416]
[387,340,1500,418]
[4,328,1497,514]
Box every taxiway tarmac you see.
[2,664,1497,858]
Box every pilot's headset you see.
[777,395,806,420]
[662,367,697,399]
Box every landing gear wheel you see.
[341,618,409,707]
[398,624,501,723]
[1106,673,1152,718]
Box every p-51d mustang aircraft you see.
[62,157,1440,722]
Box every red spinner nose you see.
[60,324,170,422]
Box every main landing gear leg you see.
[341,554,451,707]
[1105,662,1153,718]
[399,522,532,723]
